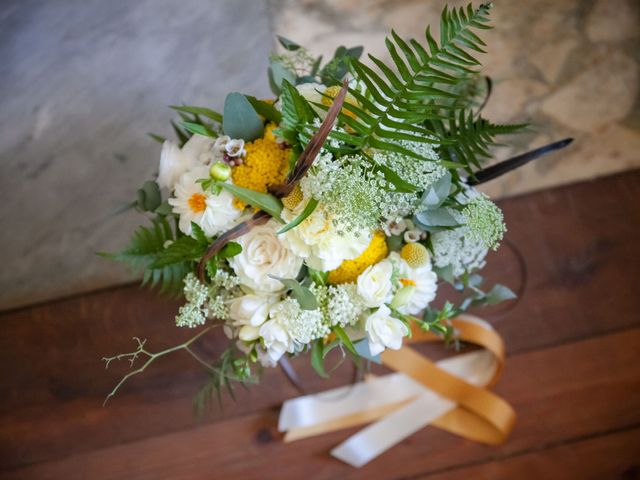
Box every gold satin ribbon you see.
[283,315,515,446]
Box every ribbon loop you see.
[278,314,516,467]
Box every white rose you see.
[259,319,293,364]
[280,202,371,271]
[229,294,272,327]
[182,133,216,165]
[230,220,303,293]
[365,304,409,356]
[357,259,394,308]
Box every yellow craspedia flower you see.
[400,242,430,269]
[328,230,388,284]
[322,85,358,121]
[231,125,290,210]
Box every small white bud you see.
[209,161,231,181]
[225,139,245,158]
[404,229,422,243]
[390,285,416,309]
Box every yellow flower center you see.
[188,193,207,213]
[400,278,416,287]
[328,231,389,284]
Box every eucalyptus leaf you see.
[268,276,318,310]
[414,208,460,232]
[484,284,517,305]
[421,171,451,209]
[433,264,455,284]
[217,182,283,220]
[278,198,318,234]
[354,339,382,364]
[268,60,296,95]
[222,92,264,141]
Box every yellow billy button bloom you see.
[400,242,430,269]
[322,85,358,121]
[328,230,389,284]
[282,184,304,211]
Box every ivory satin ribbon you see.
[278,314,515,467]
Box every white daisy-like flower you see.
[168,166,241,237]
[385,252,438,315]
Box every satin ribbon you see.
[278,314,515,467]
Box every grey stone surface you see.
[0,0,274,309]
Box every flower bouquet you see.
[103,2,570,465]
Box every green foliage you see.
[193,346,257,414]
[100,216,190,294]
[313,3,525,175]
[269,276,318,310]
[181,121,217,138]
[278,198,318,234]
[223,92,264,141]
[277,79,318,148]
[333,325,357,356]
[217,182,283,219]
[311,339,329,378]
[245,95,282,124]
[320,45,363,85]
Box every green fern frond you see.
[322,3,499,170]
[432,110,527,171]
[102,216,191,294]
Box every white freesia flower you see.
[357,259,394,308]
[168,166,241,237]
[229,294,273,327]
[230,220,303,293]
[259,318,293,364]
[365,304,409,356]
[280,202,371,271]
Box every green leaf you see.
[311,340,329,378]
[222,92,264,141]
[181,121,216,138]
[278,79,318,147]
[268,59,297,95]
[170,105,223,123]
[245,95,282,124]
[136,181,162,212]
[308,267,328,286]
[484,284,517,305]
[333,325,357,356]
[147,133,166,144]
[421,171,452,209]
[268,276,318,310]
[217,182,283,220]
[278,198,318,234]
[218,242,242,259]
[277,35,301,51]
[354,339,382,364]
[434,264,455,284]
[414,208,460,232]
[149,235,204,269]
[190,222,209,246]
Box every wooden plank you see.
[3,328,639,480]
[0,170,639,471]
[418,427,640,480]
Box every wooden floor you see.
[1,171,639,479]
